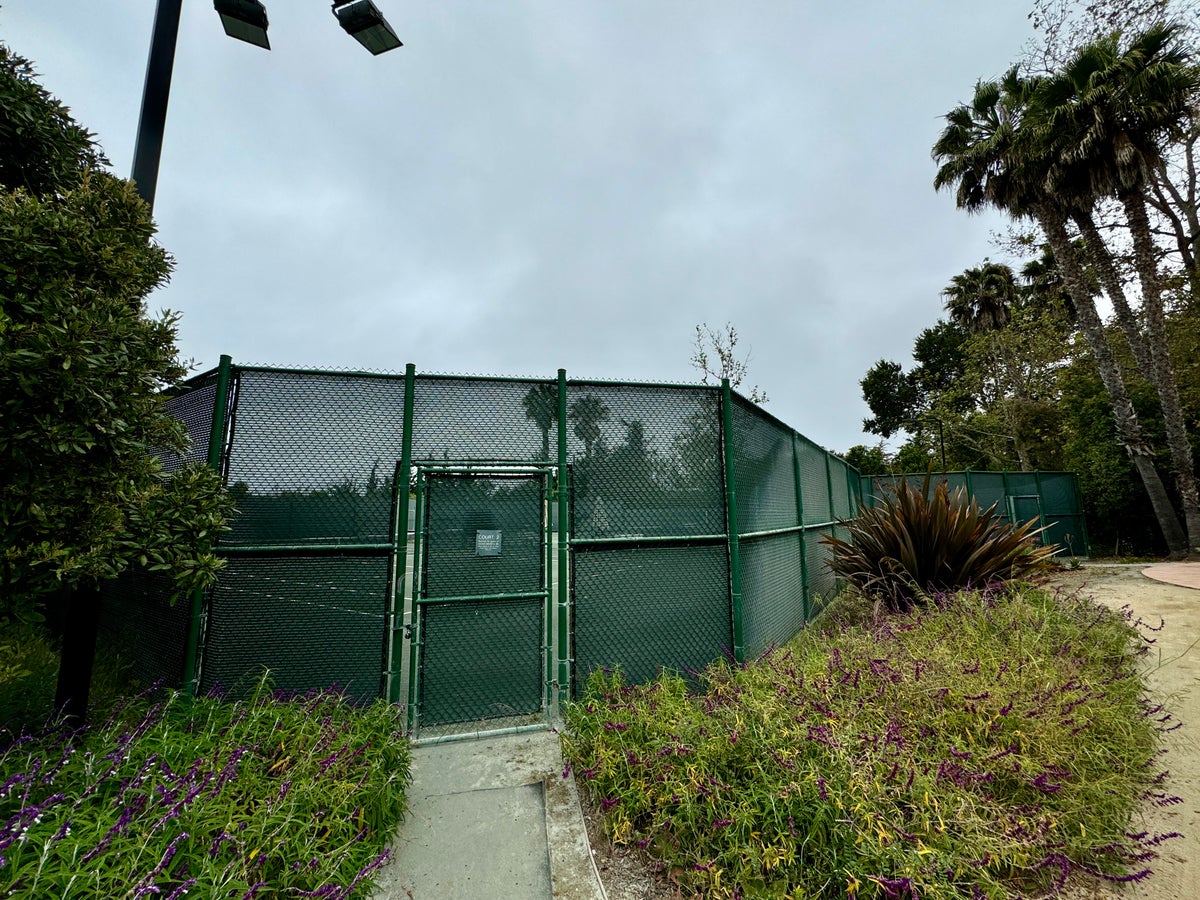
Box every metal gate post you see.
[183,353,232,698]
[556,369,570,704]
[387,363,416,705]
[720,380,744,665]
[406,470,427,731]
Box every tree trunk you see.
[1070,209,1154,375]
[54,581,101,728]
[1120,188,1200,552]
[1037,206,1189,556]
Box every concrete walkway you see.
[373,729,605,899]
[1142,561,1200,590]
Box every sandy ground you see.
[1053,565,1200,900]
[580,565,1200,900]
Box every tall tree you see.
[1,44,232,721]
[943,261,1018,332]
[933,66,1190,554]
[1031,23,1200,548]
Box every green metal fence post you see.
[1073,472,1091,557]
[1033,469,1048,542]
[556,369,570,704]
[791,433,810,623]
[388,363,416,705]
[183,353,233,697]
[720,380,744,664]
[407,470,427,731]
[824,449,835,522]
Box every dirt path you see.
[1053,565,1200,899]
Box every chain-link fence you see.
[861,471,1089,557]
[99,360,1061,735]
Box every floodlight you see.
[215,0,270,50]
[332,0,403,55]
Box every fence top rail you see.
[191,359,738,393]
[865,470,1081,479]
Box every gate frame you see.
[397,462,563,739]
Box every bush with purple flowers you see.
[0,676,411,897]
[563,584,1177,898]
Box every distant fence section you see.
[100,359,1079,736]
[860,471,1089,557]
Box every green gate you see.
[407,467,553,736]
[1007,495,1044,541]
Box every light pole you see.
[130,0,402,211]
[903,417,947,472]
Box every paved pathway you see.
[1142,561,1200,590]
[373,729,605,899]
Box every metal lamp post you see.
[129,0,402,211]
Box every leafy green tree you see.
[860,360,920,438]
[842,444,889,475]
[0,44,232,720]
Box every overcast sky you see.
[3,2,1040,453]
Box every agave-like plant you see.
[824,475,1058,612]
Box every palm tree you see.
[569,394,611,459]
[1030,23,1200,549]
[521,384,557,460]
[943,262,1018,332]
[933,67,1190,554]
[943,262,1031,467]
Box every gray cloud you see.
[4,1,1034,451]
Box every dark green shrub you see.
[824,475,1057,611]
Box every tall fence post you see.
[720,380,744,665]
[556,369,570,704]
[1072,472,1091,557]
[791,433,810,623]
[388,363,416,706]
[183,353,233,697]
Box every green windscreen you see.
[200,554,387,702]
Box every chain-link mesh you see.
[98,568,190,689]
[223,370,406,547]
[829,456,855,519]
[731,397,797,534]
[418,598,544,726]
[572,544,731,693]
[804,527,839,608]
[158,373,219,474]
[797,439,832,526]
[569,383,725,539]
[199,554,387,702]
[413,377,557,463]
[119,363,1096,723]
[422,475,543,599]
[1040,473,1087,554]
[740,535,806,658]
[966,473,1007,515]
